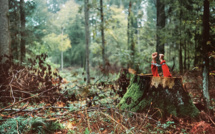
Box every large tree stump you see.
[118,75,199,117]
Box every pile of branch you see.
[115,68,130,97]
[0,54,62,104]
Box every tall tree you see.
[127,1,132,52]
[9,0,20,60]
[0,0,10,60]
[156,0,165,56]
[20,0,26,63]
[100,0,105,69]
[202,0,210,112]
[179,6,183,74]
[61,27,64,70]
[127,1,137,68]
[84,0,90,84]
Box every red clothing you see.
[151,62,159,76]
[160,60,172,77]
[151,60,172,77]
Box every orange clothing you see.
[151,62,159,76]
[151,60,172,77]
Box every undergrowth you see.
[0,117,62,134]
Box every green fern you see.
[0,117,62,134]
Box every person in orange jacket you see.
[151,52,172,77]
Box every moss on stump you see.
[118,75,199,118]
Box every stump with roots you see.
[118,75,199,117]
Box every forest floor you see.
[1,63,215,133]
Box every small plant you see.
[0,116,62,134]
[0,117,28,134]
[84,127,90,134]
[157,121,175,129]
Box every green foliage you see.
[84,128,90,134]
[9,0,215,71]
[43,33,71,52]
[0,117,62,134]
[0,117,28,134]
[156,121,175,129]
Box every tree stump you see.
[118,75,199,117]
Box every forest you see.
[0,0,215,133]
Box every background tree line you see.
[0,0,215,76]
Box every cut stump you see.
[118,75,199,117]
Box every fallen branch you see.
[0,86,57,113]
[16,120,20,134]
[99,111,134,134]
[85,107,91,132]
[9,101,29,116]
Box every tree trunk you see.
[202,0,210,112]
[184,41,186,71]
[0,0,10,60]
[156,0,165,57]
[20,0,25,63]
[179,42,183,74]
[61,51,63,70]
[118,75,199,117]
[84,0,90,84]
[187,44,190,70]
[127,1,136,69]
[127,1,132,51]
[60,27,64,70]
[127,0,132,69]
[100,0,105,70]
[179,10,183,74]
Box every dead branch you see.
[99,111,134,134]
[0,86,57,113]
[85,107,91,132]
[9,101,29,116]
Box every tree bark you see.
[127,1,132,51]
[202,0,210,112]
[0,0,10,60]
[118,75,199,117]
[127,1,136,68]
[100,0,105,70]
[179,9,183,74]
[61,51,63,70]
[84,0,90,84]
[61,27,64,70]
[184,41,186,71]
[20,0,25,63]
[179,42,183,74]
[156,0,165,57]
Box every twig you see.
[12,89,33,95]
[57,85,77,101]
[9,71,16,105]
[85,107,91,132]
[0,86,57,113]
[9,101,29,116]
[142,102,152,123]
[9,69,25,105]
[3,106,71,112]
[99,111,134,134]
[99,107,158,123]
[151,108,162,118]
[94,74,104,84]
[16,120,20,134]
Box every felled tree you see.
[118,75,199,117]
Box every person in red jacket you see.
[151,52,172,77]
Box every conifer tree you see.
[0,0,10,60]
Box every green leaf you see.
[84,127,90,134]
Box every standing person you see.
[151,52,172,77]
